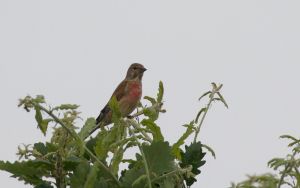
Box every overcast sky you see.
[1,1,300,187]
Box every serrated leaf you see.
[171,122,195,160]
[0,160,52,186]
[157,81,164,103]
[120,165,145,188]
[53,104,79,111]
[141,119,164,142]
[144,96,156,105]
[143,141,175,175]
[78,118,97,140]
[180,142,206,186]
[121,142,175,187]
[34,182,54,188]
[33,143,48,156]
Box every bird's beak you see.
[141,67,147,72]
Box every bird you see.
[90,63,147,135]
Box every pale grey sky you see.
[1,1,300,187]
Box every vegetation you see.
[0,82,227,188]
[230,135,300,188]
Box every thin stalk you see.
[277,152,297,188]
[55,153,65,188]
[128,127,152,188]
[32,102,122,188]
[193,91,216,143]
[127,119,152,142]
[277,164,291,188]
[151,167,190,183]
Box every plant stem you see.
[31,102,122,188]
[128,127,152,188]
[277,164,291,188]
[55,153,65,188]
[193,88,217,143]
[151,167,190,183]
[127,119,153,142]
[277,152,297,188]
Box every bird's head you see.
[126,63,147,81]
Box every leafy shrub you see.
[0,82,227,188]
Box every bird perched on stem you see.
[90,63,147,135]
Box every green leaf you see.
[157,178,176,188]
[179,142,206,186]
[171,122,195,160]
[109,96,121,123]
[78,118,97,140]
[33,143,48,156]
[141,119,164,142]
[53,104,79,111]
[70,161,90,188]
[63,156,81,171]
[121,142,175,187]
[195,108,206,124]
[268,158,286,170]
[34,95,45,103]
[0,160,52,186]
[34,182,54,188]
[198,91,211,101]
[84,165,99,188]
[110,147,124,176]
[132,174,147,188]
[94,125,122,160]
[94,130,110,160]
[217,92,228,108]
[144,96,156,105]
[94,177,109,188]
[280,135,298,142]
[201,144,216,159]
[143,141,175,175]
[157,81,164,103]
[34,106,48,135]
[143,108,159,121]
[120,164,145,188]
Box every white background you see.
[1,1,300,187]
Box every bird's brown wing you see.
[96,80,128,124]
[111,79,128,101]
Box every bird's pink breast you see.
[128,81,142,99]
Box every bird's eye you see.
[133,67,137,70]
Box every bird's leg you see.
[126,115,134,119]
